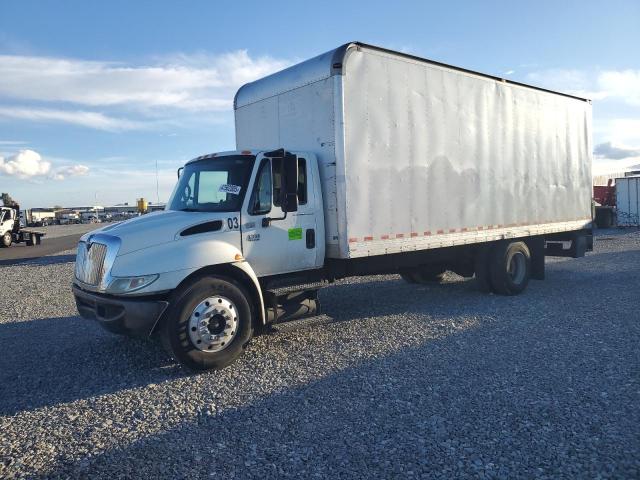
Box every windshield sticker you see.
[218,184,242,195]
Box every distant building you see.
[594,170,640,186]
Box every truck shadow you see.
[1,249,638,418]
[0,316,182,417]
[314,247,640,327]
[36,283,639,479]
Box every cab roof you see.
[185,150,258,165]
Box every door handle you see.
[306,229,315,249]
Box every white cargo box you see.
[235,42,592,259]
[616,176,640,226]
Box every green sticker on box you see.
[288,227,303,240]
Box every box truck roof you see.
[234,42,590,110]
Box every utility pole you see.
[155,158,160,204]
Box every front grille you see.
[75,242,108,286]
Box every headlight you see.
[107,274,159,294]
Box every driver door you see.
[241,155,317,277]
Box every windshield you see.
[167,155,255,212]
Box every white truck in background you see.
[0,206,18,247]
[73,42,593,370]
[1,204,45,247]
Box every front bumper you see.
[73,284,169,336]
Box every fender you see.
[230,261,266,325]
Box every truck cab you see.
[73,149,324,370]
[1,206,17,247]
[168,149,324,277]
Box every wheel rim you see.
[508,252,526,285]
[187,295,238,352]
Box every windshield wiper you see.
[179,208,200,212]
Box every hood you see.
[83,210,234,255]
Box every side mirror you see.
[282,155,298,213]
[177,167,184,178]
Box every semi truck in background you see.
[73,42,593,371]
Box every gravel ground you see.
[0,229,639,479]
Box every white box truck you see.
[73,43,593,370]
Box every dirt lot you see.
[0,229,638,479]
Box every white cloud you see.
[525,68,640,104]
[0,51,290,114]
[594,142,640,160]
[592,128,640,177]
[52,164,90,180]
[0,107,145,131]
[594,118,640,147]
[0,148,89,180]
[593,156,640,176]
[598,70,640,106]
[0,149,50,178]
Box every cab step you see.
[265,279,329,297]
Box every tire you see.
[161,275,254,371]
[1,231,11,248]
[489,241,531,295]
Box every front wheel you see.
[1,232,11,247]
[161,275,254,371]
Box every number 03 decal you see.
[227,217,239,229]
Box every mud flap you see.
[545,230,591,258]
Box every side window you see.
[249,159,272,215]
[297,158,307,205]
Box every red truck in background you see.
[593,180,616,228]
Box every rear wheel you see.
[1,232,11,247]
[161,275,254,371]
[489,241,531,295]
